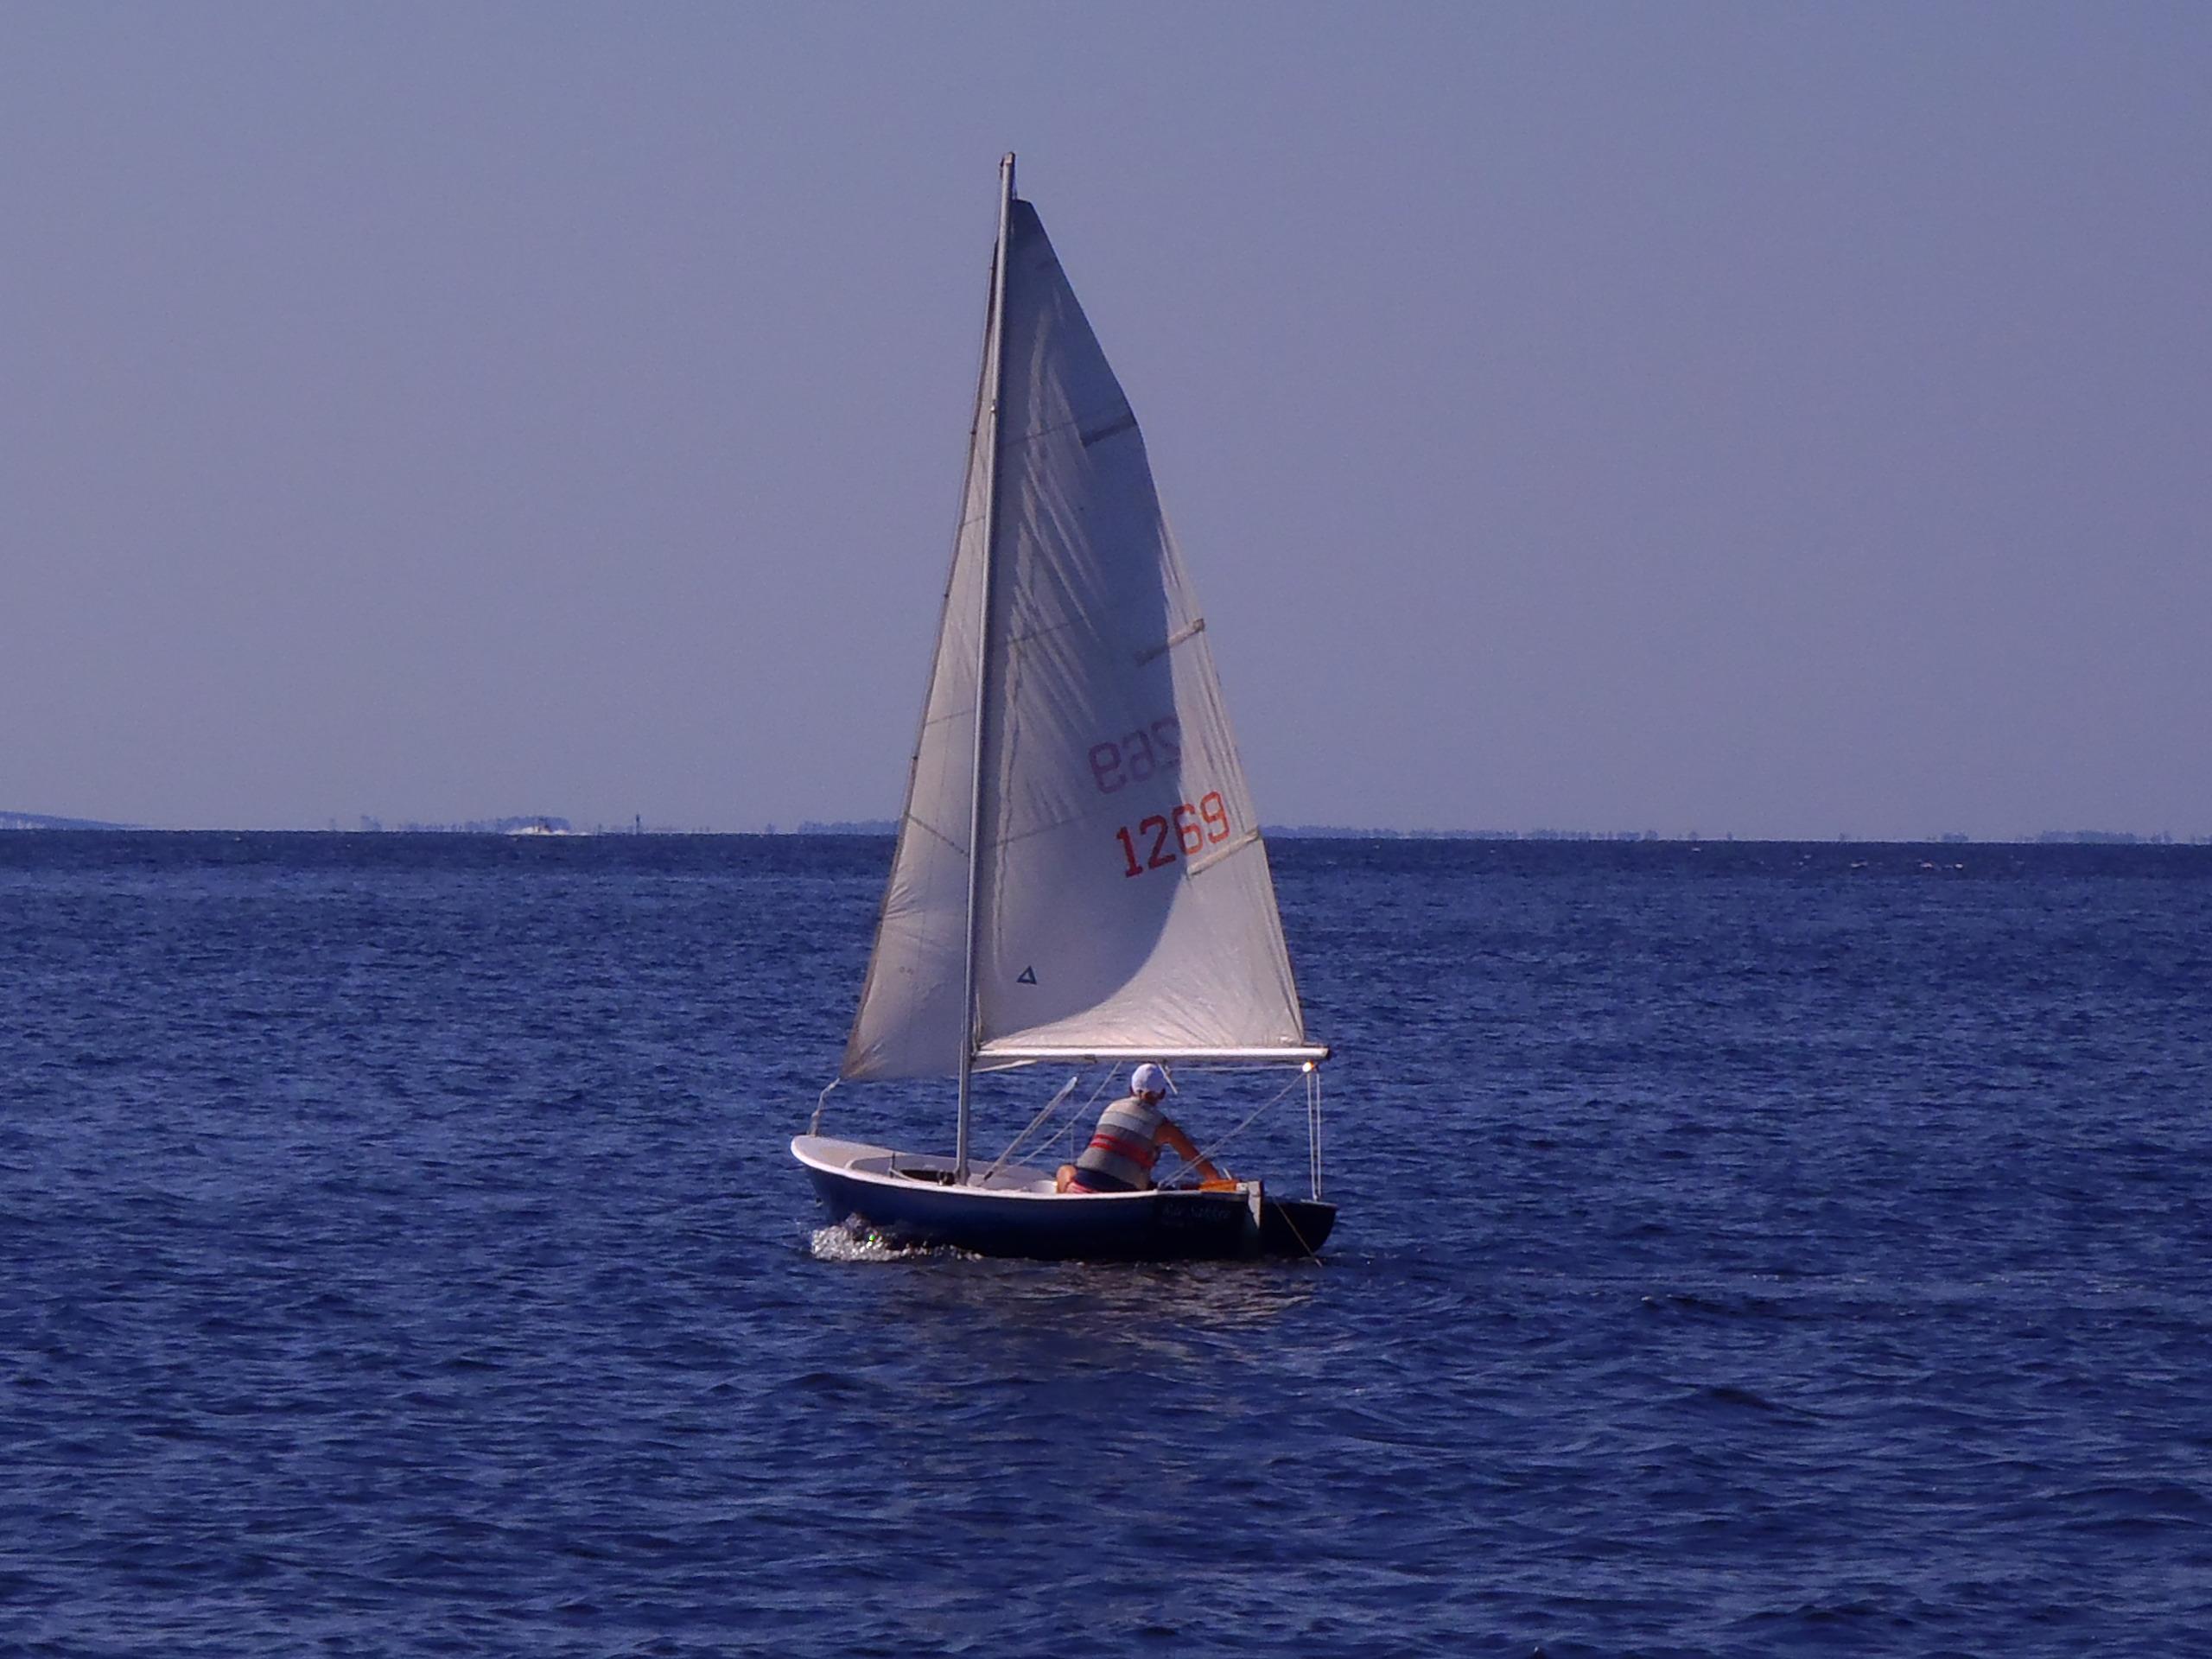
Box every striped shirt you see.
[1071,1093,1166,1192]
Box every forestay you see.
[842,194,1317,1083]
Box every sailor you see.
[1056,1063,1227,1193]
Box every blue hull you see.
[794,1136,1335,1262]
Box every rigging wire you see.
[1160,1071,1306,1185]
[1306,1065,1324,1201]
[981,1065,1124,1182]
[979,1071,1082,1185]
[1067,1066,1122,1157]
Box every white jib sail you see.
[842,194,1313,1082]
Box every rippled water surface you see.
[4,833,2210,1656]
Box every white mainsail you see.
[842,179,1318,1084]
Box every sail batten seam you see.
[1136,619,1206,665]
[1080,410,1138,447]
[902,812,966,855]
[997,404,1144,454]
[1184,828,1260,878]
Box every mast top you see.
[1001,151,1016,200]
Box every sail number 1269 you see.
[1116,792,1231,877]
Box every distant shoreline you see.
[3,812,2202,847]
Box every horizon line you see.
[3,812,2206,849]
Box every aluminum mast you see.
[955,152,1015,1185]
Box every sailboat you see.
[791,156,1334,1262]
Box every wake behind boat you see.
[794,156,1333,1262]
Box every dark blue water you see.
[5,833,2210,1656]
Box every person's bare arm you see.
[1156,1118,1226,1184]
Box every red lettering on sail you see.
[1110,793,1234,877]
[1087,716,1182,795]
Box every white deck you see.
[791,1135,1059,1195]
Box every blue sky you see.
[4,3,2206,837]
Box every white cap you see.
[1131,1063,1169,1098]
